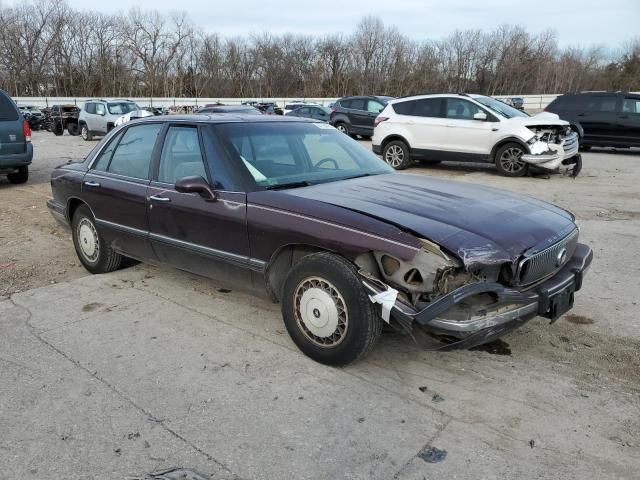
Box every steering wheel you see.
[315,157,339,169]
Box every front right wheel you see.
[281,252,382,366]
[495,142,528,177]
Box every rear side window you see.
[586,96,618,112]
[0,92,19,121]
[96,103,106,115]
[393,99,442,117]
[349,99,366,111]
[158,126,207,184]
[107,124,162,179]
[548,95,579,111]
[622,98,640,114]
[339,99,351,108]
[367,100,385,113]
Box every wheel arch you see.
[489,137,530,162]
[265,243,345,303]
[66,197,96,224]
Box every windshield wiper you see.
[265,181,313,190]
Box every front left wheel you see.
[72,205,122,274]
[281,252,382,366]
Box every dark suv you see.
[546,92,640,149]
[330,96,394,138]
[0,89,32,184]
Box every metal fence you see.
[13,94,563,112]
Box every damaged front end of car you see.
[523,125,581,176]
[356,231,593,350]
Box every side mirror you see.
[175,176,217,202]
[473,112,487,121]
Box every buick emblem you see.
[556,248,568,267]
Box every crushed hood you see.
[282,174,576,266]
[507,111,569,128]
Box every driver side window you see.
[302,136,359,170]
[446,99,482,120]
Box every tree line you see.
[0,1,638,99]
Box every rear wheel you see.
[281,252,382,366]
[495,143,528,177]
[67,122,80,136]
[7,166,28,184]
[72,205,122,274]
[335,122,349,135]
[382,140,413,170]
[53,122,64,136]
[80,124,92,141]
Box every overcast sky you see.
[62,0,638,48]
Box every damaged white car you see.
[373,93,581,177]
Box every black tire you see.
[281,252,383,366]
[67,122,80,136]
[80,124,93,141]
[579,145,591,152]
[7,166,28,184]
[361,135,372,141]
[53,122,64,136]
[71,205,122,274]
[334,122,349,135]
[419,159,442,165]
[495,142,528,177]
[382,140,413,170]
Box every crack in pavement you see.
[8,296,238,478]
[392,417,453,478]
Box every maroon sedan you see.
[48,115,592,365]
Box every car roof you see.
[125,114,320,125]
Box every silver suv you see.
[78,99,140,140]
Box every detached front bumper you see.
[362,243,593,349]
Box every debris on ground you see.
[417,446,447,463]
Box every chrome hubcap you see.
[385,145,404,168]
[500,147,525,173]
[77,218,99,262]
[294,277,348,347]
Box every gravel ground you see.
[0,130,639,479]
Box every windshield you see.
[474,96,528,119]
[107,102,139,115]
[214,122,393,189]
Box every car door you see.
[443,98,497,157]
[81,123,162,261]
[94,103,108,133]
[617,96,640,147]
[347,98,368,133]
[395,98,448,152]
[578,94,619,143]
[146,124,252,288]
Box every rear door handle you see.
[149,194,171,203]
[84,181,100,187]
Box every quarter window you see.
[586,96,617,112]
[92,131,124,171]
[158,126,207,184]
[85,103,96,115]
[393,99,442,117]
[107,124,161,179]
[622,98,640,114]
[446,99,483,120]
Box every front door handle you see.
[84,181,100,187]
[149,195,171,203]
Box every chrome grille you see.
[561,131,579,158]
[519,229,579,286]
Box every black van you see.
[0,89,33,184]
[546,92,640,149]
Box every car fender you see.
[330,113,351,127]
[489,135,531,161]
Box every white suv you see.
[372,94,581,176]
[78,99,140,141]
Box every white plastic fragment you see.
[369,286,399,323]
